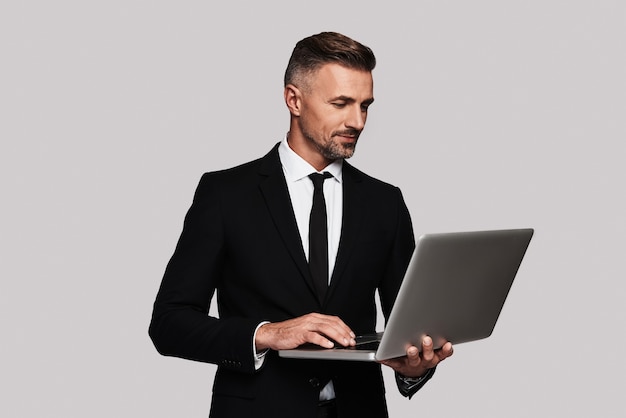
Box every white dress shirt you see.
[277,136,343,277]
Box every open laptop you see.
[278,228,534,361]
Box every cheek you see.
[308,112,334,136]
[323,112,346,132]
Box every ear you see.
[284,84,302,116]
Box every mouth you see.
[333,131,360,142]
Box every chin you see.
[329,149,355,160]
[341,143,356,157]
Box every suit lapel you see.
[257,146,366,307]
[257,145,317,297]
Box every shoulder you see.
[199,158,261,184]
[197,144,281,187]
[343,161,403,195]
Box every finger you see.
[307,313,352,333]
[323,314,356,339]
[304,331,336,348]
[317,324,356,346]
[306,314,355,347]
[406,345,421,367]
[438,342,454,360]
[421,336,435,362]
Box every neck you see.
[286,131,335,171]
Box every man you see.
[149,31,453,418]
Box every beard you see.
[302,128,360,161]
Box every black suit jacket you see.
[149,144,416,418]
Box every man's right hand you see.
[255,313,356,351]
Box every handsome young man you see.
[149,32,453,418]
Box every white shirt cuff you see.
[253,321,270,370]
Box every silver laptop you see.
[278,228,534,361]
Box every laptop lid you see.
[278,228,534,361]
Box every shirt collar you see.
[278,134,343,184]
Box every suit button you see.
[309,378,320,388]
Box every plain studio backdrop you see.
[1,1,624,417]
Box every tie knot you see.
[309,172,332,190]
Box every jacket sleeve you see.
[395,368,436,399]
[148,173,260,374]
[377,186,415,323]
[377,187,437,398]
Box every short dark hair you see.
[284,32,376,88]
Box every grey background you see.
[1,1,624,416]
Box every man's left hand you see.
[379,336,453,378]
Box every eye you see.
[332,102,346,108]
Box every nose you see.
[346,105,366,131]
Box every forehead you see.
[308,63,373,100]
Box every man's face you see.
[296,63,374,165]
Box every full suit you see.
[149,143,416,417]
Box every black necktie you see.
[308,172,333,303]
